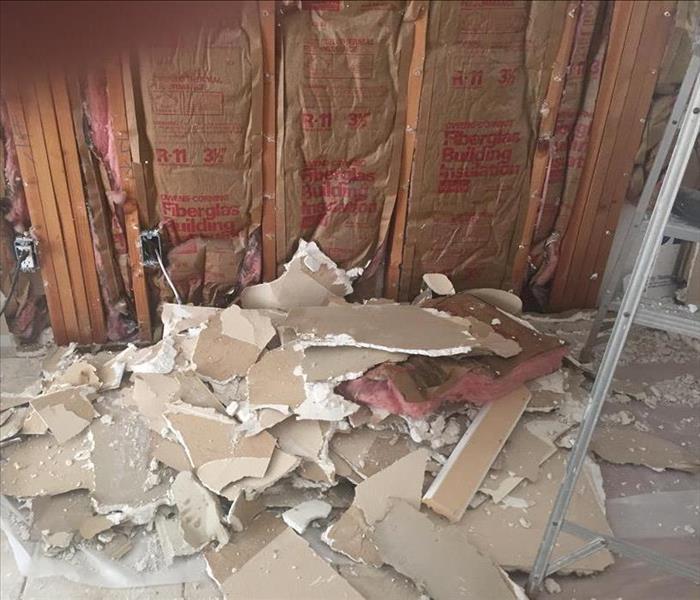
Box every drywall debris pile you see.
[2,244,696,597]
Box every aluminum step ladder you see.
[527,49,700,595]
[580,49,700,363]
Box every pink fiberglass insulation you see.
[1,101,30,231]
[338,292,567,417]
[84,70,121,189]
[81,73,137,340]
[340,345,567,418]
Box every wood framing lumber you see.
[19,78,84,342]
[551,1,675,310]
[384,0,428,300]
[548,1,640,310]
[66,75,125,319]
[105,57,153,342]
[582,1,676,306]
[3,81,69,345]
[259,0,277,282]
[511,1,580,293]
[33,73,94,344]
[422,386,531,522]
[50,69,107,343]
[120,53,152,226]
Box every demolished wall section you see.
[137,2,264,305]
[276,0,414,281]
[397,1,568,299]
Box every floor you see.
[1,314,699,600]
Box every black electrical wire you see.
[0,260,22,317]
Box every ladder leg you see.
[579,53,700,363]
[528,71,700,595]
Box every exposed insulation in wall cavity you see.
[277,0,415,283]
[398,0,568,299]
[138,2,263,304]
[527,1,610,306]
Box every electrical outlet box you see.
[13,235,39,273]
[140,229,162,268]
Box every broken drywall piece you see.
[218,304,276,350]
[337,564,424,600]
[90,405,170,523]
[467,288,523,315]
[526,371,567,412]
[51,360,101,390]
[300,346,408,384]
[284,304,477,356]
[0,391,33,412]
[324,443,429,561]
[240,240,353,311]
[270,417,326,463]
[330,450,364,485]
[165,404,276,493]
[20,408,49,435]
[155,507,198,564]
[591,425,700,472]
[354,448,429,524]
[173,371,226,412]
[30,388,97,444]
[479,417,572,502]
[79,515,114,539]
[197,432,277,494]
[423,386,530,522]
[423,273,456,296]
[161,303,220,337]
[289,239,356,295]
[42,343,78,376]
[30,490,94,540]
[218,527,364,600]
[151,433,192,471]
[297,460,335,485]
[130,372,225,434]
[0,431,95,496]
[129,373,180,433]
[193,308,274,382]
[458,450,614,573]
[330,427,415,479]
[221,448,301,501]
[127,339,178,374]
[165,403,247,468]
[255,407,289,430]
[460,315,521,358]
[171,471,229,550]
[294,382,360,421]
[0,406,28,441]
[247,346,306,409]
[373,500,520,600]
[240,267,339,310]
[205,510,287,588]
[0,409,12,426]
[91,351,128,391]
[323,505,383,567]
[226,493,265,532]
[282,499,332,533]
